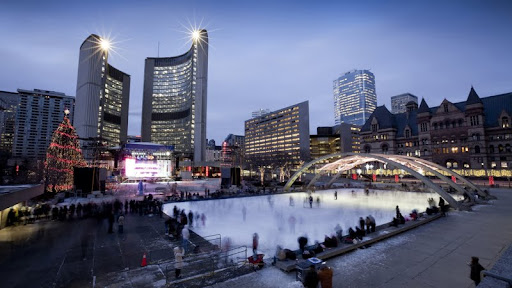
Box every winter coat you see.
[174,247,184,269]
[470,263,484,282]
[182,226,190,240]
[318,267,333,288]
[304,268,319,288]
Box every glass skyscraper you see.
[142,30,208,163]
[333,69,377,126]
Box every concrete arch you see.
[284,153,481,210]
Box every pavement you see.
[206,187,512,288]
[1,188,511,288]
[0,208,177,288]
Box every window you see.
[463,163,470,168]
[489,145,495,153]
[420,122,428,132]
[444,104,449,112]
[475,145,480,153]
[470,115,480,126]
[381,144,389,154]
[498,145,504,153]
[372,124,378,132]
[364,145,371,153]
[405,129,410,138]
[502,117,510,128]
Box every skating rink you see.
[163,188,456,257]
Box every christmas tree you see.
[44,112,87,192]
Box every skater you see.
[289,196,294,206]
[201,213,206,226]
[188,210,194,227]
[439,197,446,216]
[174,246,184,279]
[309,195,313,208]
[334,190,337,200]
[288,215,296,233]
[252,233,259,256]
[469,256,485,286]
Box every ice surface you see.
[164,188,455,258]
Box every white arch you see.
[285,153,484,210]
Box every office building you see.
[333,69,377,126]
[74,34,131,159]
[141,30,208,164]
[0,91,19,156]
[252,109,270,118]
[245,101,310,168]
[310,127,340,163]
[13,89,75,159]
[391,93,418,114]
[335,123,361,153]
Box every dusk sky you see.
[1,0,511,143]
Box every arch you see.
[285,153,489,210]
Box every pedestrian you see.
[309,195,313,208]
[304,264,319,288]
[138,180,144,196]
[359,217,366,234]
[174,246,184,279]
[188,210,194,227]
[318,263,333,288]
[439,197,446,216]
[182,225,190,254]
[469,256,485,286]
[108,212,114,233]
[334,191,337,200]
[201,213,206,226]
[396,205,400,219]
[118,214,125,234]
[252,233,259,256]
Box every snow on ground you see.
[164,188,456,258]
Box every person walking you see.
[138,180,144,196]
[334,191,337,200]
[469,256,485,286]
[318,263,333,288]
[182,225,190,254]
[174,246,184,279]
[108,211,114,234]
[118,214,125,234]
[304,264,319,288]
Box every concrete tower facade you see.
[141,30,208,164]
[74,34,130,159]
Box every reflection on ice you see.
[163,188,455,258]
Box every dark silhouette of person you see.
[469,256,485,285]
[298,236,308,253]
[304,264,319,288]
[396,205,400,219]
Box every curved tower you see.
[74,34,130,159]
[142,29,208,163]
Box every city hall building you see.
[360,88,512,176]
[141,30,208,164]
[74,34,131,160]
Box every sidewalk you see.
[206,188,512,288]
